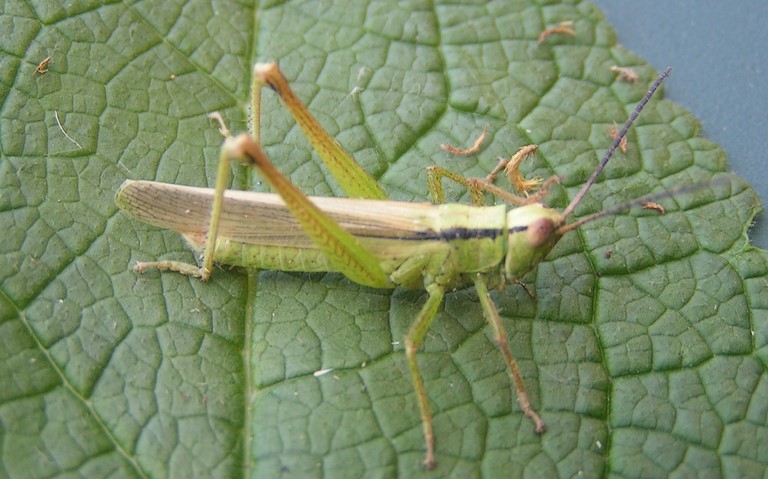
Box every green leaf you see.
[1,1,765,478]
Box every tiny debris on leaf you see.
[313,368,334,378]
[610,65,639,83]
[54,111,83,149]
[641,201,666,214]
[608,122,628,153]
[538,21,575,44]
[440,125,488,156]
[33,56,52,76]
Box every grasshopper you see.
[117,63,688,469]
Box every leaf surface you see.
[1,1,765,478]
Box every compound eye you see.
[526,217,555,248]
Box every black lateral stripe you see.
[434,227,504,241]
[355,227,511,241]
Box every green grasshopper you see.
[117,63,687,469]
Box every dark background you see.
[592,0,767,248]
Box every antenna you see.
[555,178,727,236]
[561,67,672,218]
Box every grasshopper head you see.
[504,204,565,280]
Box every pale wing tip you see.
[114,179,134,210]
[115,179,149,211]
